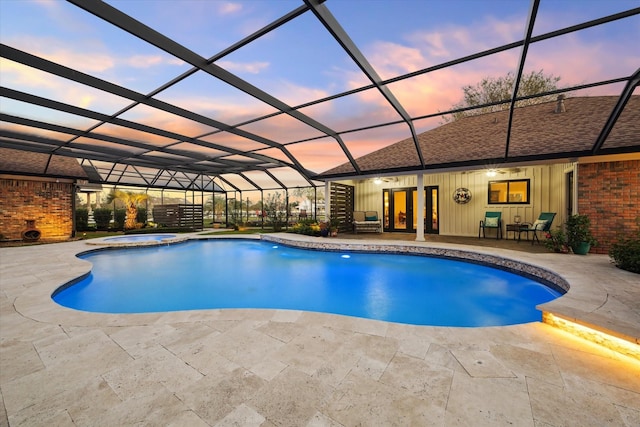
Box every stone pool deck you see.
[1,233,639,426]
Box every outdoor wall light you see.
[486,169,497,177]
[374,177,383,185]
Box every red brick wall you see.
[0,177,74,241]
[578,160,640,254]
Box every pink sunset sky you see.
[1,0,638,189]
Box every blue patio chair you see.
[479,212,502,239]
[519,212,556,245]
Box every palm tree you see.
[108,190,149,230]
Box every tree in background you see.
[106,190,149,230]
[442,70,564,123]
[263,192,287,231]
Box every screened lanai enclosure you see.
[1,1,638,231]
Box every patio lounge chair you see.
[478,212,502,239]
[519,212,556,245]
[353,211,382,233]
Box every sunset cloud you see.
[217,2,243,16]
[217,60,270,74]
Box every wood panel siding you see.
[334,163,575,237]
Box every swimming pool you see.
[53,239,563,327]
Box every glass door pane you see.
[393,191,407,230]
[430,187,439,232]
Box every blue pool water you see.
[103,234,176,242]
[53,240,562,327]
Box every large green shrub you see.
[75,208,89,231]
[609,219,640,274]
[93,208,112,230]
[113,208,126,230]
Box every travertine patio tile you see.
[352,354,389,380]
[2,368,104,416]
[424,343,466,373]
[345,332,399,365]
[599,381,640,412]
[107,324,178,358]
[102,346,203,400]
[271,309,303,323]
[305,411,344,427]
[273,326,349,375]
[249,367,334,426]
[450,349,515,378]
[249,358,288,381]
[387,322,438,356]
[490,344,563,386]
[9,376,121,427]
[214,403,265,427]
[98,388,195,426]
[348,316,389,337]
[559,385,626,427]
[616,404,640,427]
[257,319,306,343]
[324,371,440,426]
[0,310,65,343]
[312,345,361,387]
[526,376,571,426]
[157,321,221,354]
[551,344,640,392]
[380,353,453,399]
[203,319,243,333]
[177,368,266,425]
[34,329,130,370]
[9,408,74,427]
[0,338,45,384]
[209,325,286,368]
[445,373,533,426]
[175,341,241,377]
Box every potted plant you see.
[329,217,340,237]
[565,214,597,255]
[543,228,569,253]
[319,221,330,237]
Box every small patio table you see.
[506,223,528,241]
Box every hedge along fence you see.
[93,208,112,230]
[75,208,89,231]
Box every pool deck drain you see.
[1,232,638,426]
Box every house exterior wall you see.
[0,176,75,241]
[577,159,640,254]
[341,163,574,237]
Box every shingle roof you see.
[0,148,88,179]
[320,96,640,177]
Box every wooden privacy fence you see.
[330,182,354,232]
[152,204,203,229]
